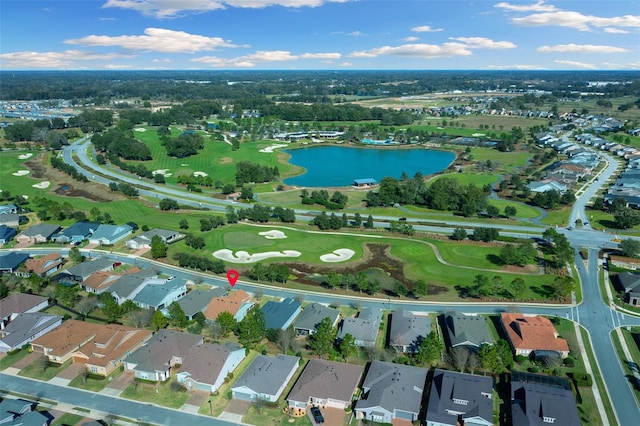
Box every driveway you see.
[56,363,85,381]
[309,407,349,426]
[10,351,41,370]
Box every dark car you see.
[310,407,324,424]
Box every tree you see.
[326,271,342,289]
[413,280,427,298]
[69,246,83,264]
[308,317,336,358]
[486,205,500,218]
[478,344,498,372]
[551,276,574,300]
[129,308,154,328]
[510,278,526,299]
[277,327,296,354]
[36,355,50,373]
[237,306,266,348]
[206,319,223,340]
[415,331,443,366]
[216,311,237,337]
[620,238,640,258]
[150,235,168,259]
[179,219,189,230]
[365,215,374,229]
[159,198,179,211]
[468,352,480,374]
[451,228,467,241]
[77,298,97,316]
[504,205,517,218]
[167,301,188,328]
[339,333,357,361]
[151,310,169,331]
[450,346,470,372]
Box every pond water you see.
[283,145,455,187]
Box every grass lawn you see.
[540,207,572,226]
[120,378,189,409]
[68,368,123,392]
[0,348,31,371]
[243,404,314,426]
[51,413,84,426]
[18,359,72,381]
[485,198,541,219]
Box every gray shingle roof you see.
[426,369,493,425]
[443,311,494,349]
[355,361,427,416]
[389,309,430,351]
[179,342,243,386]
[337,307,381,344]
[62,257,115,280]
[261,298,301,330]
[511,374,580,426]
[0,312,61,349]
[232,354,300,397]
[293,303,339,333]
[18,223,61,238]
[287,359,363,405]
[125,329,202,374]
[133,279,186,309]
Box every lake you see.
[283,145,456,187]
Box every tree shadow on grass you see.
[487,254,504,266]
[530,284,555,298]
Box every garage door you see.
[232,391,255,402]
[395,410,415,421]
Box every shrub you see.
[527,366,539,373]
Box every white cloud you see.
[347,31,363,37]
[102,0,349,18]
[191,49,340,67]
[603,61,640,69]
[554,59,596,69]
[486,64,547,70]
[151,58,172,62]
[0,50,132,69]
[604,27,629,34]
[512,11,640,31]
[404,36,419,42]
[339,61,353,67]
[350,43,472,59]
[449,37,517,49]
[99,17,116,20]
[411,25,443,33]
[537,44,628,53]
[494,1,557,12]
[65,28,242,53]
[103,64,134,69]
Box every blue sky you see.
[1,0,638,70]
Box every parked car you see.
[310,407,324,424]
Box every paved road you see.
[0,374,235,425]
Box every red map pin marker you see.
[227,270,239,287]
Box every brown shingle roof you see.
[30,319,151,367]
[83,271,121,292]
[24,253,64,276]
[203,289,251,320]
[501,313,569,354]
[0,293,48,317]
[287,359,364,405]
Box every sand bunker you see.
[259,144,288,153]
[32,181,51,189]
[472,133,486,137]
[152,169,170,175]
[12,170,30,176]
[18,153,33,160]
[259,230,287,239]
[320,249,355,263]
[193,171,208,177]
[134,128,146,132]
[213,249,301,263]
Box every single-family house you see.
[15,223,61,244]
[23,253,64,277]
[261,298,302,330]
[0,312,62,353]
[0,252,29,275]
[511,372,580,426]
[203,289,254,322]
[293,303,340,335]
[286,359,364,415]
[133,278,187,311]
[425,369,494,426]
[30,320,152,376]
[88,223,133,246]
[52,221,100,244]
[355,361,428,423]
[0,204,17,215]
[526,180,567,194]
[107,270,158,305]
[0,213,20,227]
[443,311,493,351]
[177,287,226,320]
[124,329,203,382]
[82,270,122,294]
[0,293,49,330]
[0,399,48,426]
[615,271,640,306]
[0,225,17,244]
[232,354,301,402]
[353,178,378,187]
[500,313,569,359]
[389,309,430,353]
[176,342,246,393]
[56,256,115,283]
[125,228,181,250]
[337,307,381,347]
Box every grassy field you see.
[130,126,303,186]
[120,378,190,409]
[51,413,84,426]
[18,359,72,381]
[0,348,31,370]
